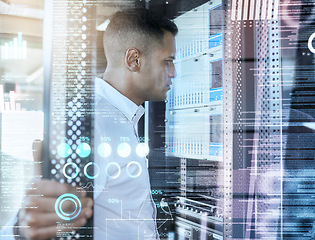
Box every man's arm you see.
[11,141,93,240]
[17,180,93,240]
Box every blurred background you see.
[0,0,44,226]
[0,0,315,239]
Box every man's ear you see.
[125,48,141,72]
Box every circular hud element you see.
[76,142,91,158]
[84,162,100,179]
[62,162,80,180]
[126,161,142,178]
[57,143,72,158]
[55,193,82,221]
[308,33,315,54]
[136,143,150,157]
[98,142,112,158]
[117,142,131,157]
[105,162,121,179]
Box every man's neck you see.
[102,70,144,106]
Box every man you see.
[2,7,177,240]
[93,8,177,239]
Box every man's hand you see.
[17,140,93,240]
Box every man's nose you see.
[168,63,176,79]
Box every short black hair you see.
[107,7,178,38]
[103,8,178,65]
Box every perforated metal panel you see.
[222,0,238,238]
[223,0,282,238]
[252,18,282,239]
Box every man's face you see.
[136,31,176,102]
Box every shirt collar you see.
[95,77,145,123]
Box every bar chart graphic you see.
[0,85,21,112]
[0,32,27,60]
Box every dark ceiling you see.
[135,0,210,19]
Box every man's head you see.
[103,8,178,105]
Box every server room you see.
[0,0,314,239]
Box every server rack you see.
[169,2,225,240]
[147,1,226,240]
[148,0,290,239]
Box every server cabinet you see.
[147,0,315,239]
[163,1,225,240]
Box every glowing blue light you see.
[57,143,72,158]
[76,142,91,158]
[84,162,100,179]
[117,142,131,157]
[62,162,80,180]
[59,198,77,216]
[55,193,82,221]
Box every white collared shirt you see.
[93,77,158,240]
[0,78,158,240]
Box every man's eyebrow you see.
[168,56,175,60]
